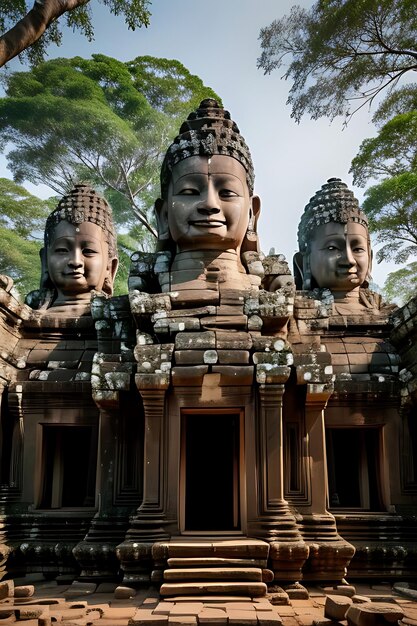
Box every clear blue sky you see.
[1,0,396,288]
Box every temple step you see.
[164,567,263,581]
[158,538,269,559]
[167,557,268,568]
[160,581,267,597]
[158,539,269,597]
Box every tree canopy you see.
[0,0,151,68]
[258,0,417,123]
[350,85,417,303]
[383,262,417,305]
[0,178,53,295]
[0,54,220,246]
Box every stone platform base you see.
[0,577,415,626]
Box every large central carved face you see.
[309,221,370,291]
[166,155,252,253]
[47,220,111,303]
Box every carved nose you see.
[68,250,83,268]
[339,245,356,266]
[197,206,220,215]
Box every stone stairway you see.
[156,539,271,597]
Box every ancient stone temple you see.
[0,100,416,595]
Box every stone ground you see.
[0,578,416,626]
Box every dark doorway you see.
[184,412,240,531]
[326,428,382,510]
[40,425,97,508]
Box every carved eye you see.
[179,188,199,195]
[219,188,239,198]
[83,247,99,256]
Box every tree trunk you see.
[0,0,90,68]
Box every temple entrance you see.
[181,410,241,532]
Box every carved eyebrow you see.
[50,237,73,246]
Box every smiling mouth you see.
[65,272,84,278]
[189,220,226,228]
[337,272,360,282]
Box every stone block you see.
[169,603,204,616]
[171,366,208,386]
[0,580,14,600]
[154,317,201,334]
[170,289,220,307]
[14,584,35,598]
[267,587,290,606]
[216,331,253,350]
[325,595,353,620]
[153,603,176,615]
[129,608,168,624]
[227,609,258,625]
[217,350,250,364]
[345,602,404,626]
[257,612,283,625]
[102,607,137,619]
[16,605,50,619]
[175,350,206,365]
[285,583,309,600]
[212,365,254,385]
[175,331,216,350]
[168,616,197,625]
[198,608,228,624]
[220,289,248,305]
[322,586,356,598]
[114,585,137,599]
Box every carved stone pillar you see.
[117,376,169,584]
[73,404,131,581]
[248,367,309,582]
[300,384,355,581]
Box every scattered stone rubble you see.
[0,579,415,626]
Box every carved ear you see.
[293,251,306,290]
[110,257,119,283]
[368,248,373,282]
[155,198,169,241]
[39,247,51,289]
[250,195,261,230]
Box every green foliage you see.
[351,110,417,186]
[351,87,417,271]
[372,85,417,126]
[0,178,53,295]
[258,0,417,123]
[0,1,151,67]
[362,173,417,264]
[350,85,417,306]
[383,262,417,305]
[0,54,220,248]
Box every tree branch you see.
[0,0,90,67]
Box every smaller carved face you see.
[159,155,256,254]
[309,221,370,291]
[47,220,113,303]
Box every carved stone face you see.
[160,155,255,254]
[47,220,113,303]
[309,221,370,291]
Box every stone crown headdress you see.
[45,184,118,259]
[298,178,368,251]
[160,98,255,197]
